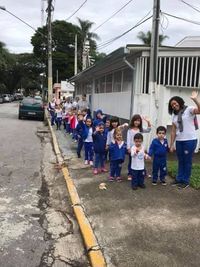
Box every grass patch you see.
[168,161,200,189]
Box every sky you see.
[0,0,200,55]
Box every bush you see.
[168,161,200,189]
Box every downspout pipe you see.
[123,57,135,120]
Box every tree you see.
[76,18,100,47]
[31,20,81,81]
[76,18,100,66]
[137,31,168,46]
[14,53,44,94]
[0,42,16,93]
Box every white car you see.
[3,94,11,102]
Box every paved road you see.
[0,102,88,267]
[55,126,200,267]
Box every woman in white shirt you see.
[168,91,200,188]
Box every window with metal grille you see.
[157,56,200,88]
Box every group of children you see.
[48,100,169,190]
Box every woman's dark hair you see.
[168,96,185,115]
[129,114,143,132]
[109,116,120,131]
[134,133,143,141]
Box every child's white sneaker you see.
[84,160,88,165]
[89,161,93,166]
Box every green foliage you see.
[0,83,7,93]
[168,160,200,189]
[0,18,102,93]
[31,20,81,80]
[137,31,169,46]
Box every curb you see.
[46,112,106,267]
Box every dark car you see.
[18,97,45,121]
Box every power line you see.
[160,12,169,31]
[97,10,152,50]
[0,7,46,37]
[179,0,200,13]
[162,11,200,26]
[66,0,87,21]
[93,0,135,32]
[98,15,152,50]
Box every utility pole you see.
[149,0,160,85]
[149,0,160,139]
[74,34,78,75]
[47,0,53,102]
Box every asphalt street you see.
[0,102,88,267]
[55,124,200,267]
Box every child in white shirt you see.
[131,133,149,190]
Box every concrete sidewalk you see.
[54,127,200,267]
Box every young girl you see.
[82,117,94,165]
[131,133,150,190]
[127,114,151,180]
[109,128,127,182]
[106,117,128,149]
[55,104,63,130]
[70,108,78,141]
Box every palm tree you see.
[137,31,168,46]
[76,18,100,68]
[76,18,100,46]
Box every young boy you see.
[131,133,149,190]
[75,113,85,158]
[148,126,169,185]
[92,122,107,174]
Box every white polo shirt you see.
[172,106,197,141]
[131,145,146,170]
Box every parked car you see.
[0,94,4,104]
[18,97,45,121]
[9,94,15,101]
[14,93,23,101]
[3,94,11,103]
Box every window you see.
[95,79,100,93]
[99,76,106,93]
[113,71,122,92]
[157,56,200,88]
[122,68,132,91]
[105,74,113,93]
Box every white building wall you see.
[93,91,131,119]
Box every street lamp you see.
[0,6,41,33]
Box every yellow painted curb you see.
[46,111,60,155]
[62,167,81,206]
[89,250,107,267]
[46,114,107,267]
